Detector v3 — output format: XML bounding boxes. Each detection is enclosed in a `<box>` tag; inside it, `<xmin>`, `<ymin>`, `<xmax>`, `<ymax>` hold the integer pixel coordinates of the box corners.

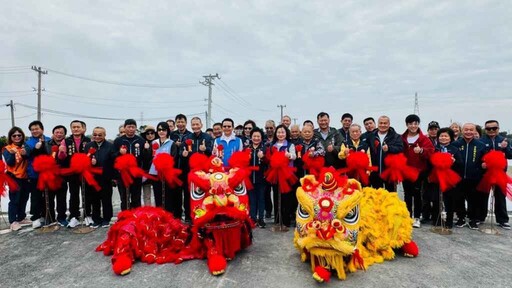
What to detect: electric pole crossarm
<box><xmin>31</xmin><ymin>66</ymin><xmax>48</xmax><ymax>121</ymax></box>
<box><xmin>200</xmin><ymin>73</ymin><xmax>220</xmax><ymax>128</ymax></box>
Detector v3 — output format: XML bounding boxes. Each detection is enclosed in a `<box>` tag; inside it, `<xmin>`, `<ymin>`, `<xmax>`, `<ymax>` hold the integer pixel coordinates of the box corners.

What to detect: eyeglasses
<box><xmin>157</xmin><ymin>128</ymin><xmax>166</xmax><ymax>131</ymax></box>
<box><xmin>12</xmin><ymin>134</ymin><xmax>22</xmax><ymax>138</ymax></box>
<box><xmin>223</xmin><ymin>125</ymin><xmax>232</xmax><ymax>128</ymax></box>
<box><xmin>146</xmin><ymin>131</ymin><xmax>155</xmax><ymax>135</ymax></box>
<box><xmin>485</xmin><ymin>127</ymin><xmax>498</xmax><ymax>131</ymax></box>
<box><xmin>244</xmin><ymin>127</ymin><xmax>252</xmax><ymax>130</ymax></box>
<box><xmin>265</xmin><ymin>127</ymin><xmax>274</xmax><ymax>130</ymax></box>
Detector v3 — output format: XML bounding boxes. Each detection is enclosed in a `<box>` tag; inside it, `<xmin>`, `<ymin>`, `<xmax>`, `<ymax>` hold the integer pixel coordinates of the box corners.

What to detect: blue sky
<box><xmin>1</xmin><ymin>0</ymin><xmax>511</xmax><ymax>137</ymax></box>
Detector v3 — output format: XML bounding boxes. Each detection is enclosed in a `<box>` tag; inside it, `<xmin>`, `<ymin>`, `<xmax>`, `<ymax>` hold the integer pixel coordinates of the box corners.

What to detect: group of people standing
<box><xmin>3</xmin><ymin>111</ymin><xmax>511</xmax><ymax>233</ymax></box>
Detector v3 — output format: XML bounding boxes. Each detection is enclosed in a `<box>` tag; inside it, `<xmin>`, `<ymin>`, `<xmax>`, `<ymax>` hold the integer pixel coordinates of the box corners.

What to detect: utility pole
<box><xmin>5</xmin><ymin>100</ymin><xmax>15</xmax><ymax>127</ymax></box>
<box><xmin>414</xmin><ymin>92</ymin><xmax>419</xmax><ymax>116</ymax></box>
<box><xmin>200</xmin><ymin>73</ymin><xmax>220</xmax><ymax>128</ymax></box>
<box><xmin>140</xmin><ymin>112</ymin><xmax>144</xmax><ymax>126</ymax></box>
<box><xmin>277</xmin><ymin>104</ymin><xmax>286</xmax><ymax>122</ymax></box>
<box><xmin>31</xmin><ymin>66</ymin><xmax>47</xmax><ymax>121</ymax></box>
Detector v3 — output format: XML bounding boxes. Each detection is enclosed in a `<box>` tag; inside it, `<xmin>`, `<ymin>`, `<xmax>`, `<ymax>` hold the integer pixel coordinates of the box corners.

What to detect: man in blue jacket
<box><xmin>24</xmin><ymin>120</ymin><xmax>51</xmax><ymax>229</ymax></box>
<box><xmin>452</xmin><ymin>123</ymin><xmax>486</xmax><ymax>230</ymax></box>
<box><xmin>213</xmin><ymin>118</ymin><xmax>243</xmax><ymax>166</ymax></box>
<box><xmin>480</xmin><ymin>120</ymin><xmax>512</xmax><ymax>229</ymax></box>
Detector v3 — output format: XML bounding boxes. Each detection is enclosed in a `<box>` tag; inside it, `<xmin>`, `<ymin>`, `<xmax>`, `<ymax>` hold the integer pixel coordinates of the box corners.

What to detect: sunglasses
<box><xmin>12</xmin><ymin>134</ymin><xmax>23</xmax><ymax>138</ymax></box>
<box><xmin>485</xmin><ymin>127</ymin><xmax>498</xmax><ymax>131</ymax></box>
<box><xmin>146</xmin><ymin>131</ymin><xmax>155</xmax><ymax>135</ymax></box>
<box><xmin>244</xmin><ymin>127</ymin><xmax>252</xmax><ymax>130</ymax></box>
<box><xmin>157</xmin><ymin>128</ymin><xmax>166</xmax><ymax>132</ymax></box>
<box><xmin>223</xmin><ymin>125</ymin><xmax>232</xmax><ymax>128</ymax></box>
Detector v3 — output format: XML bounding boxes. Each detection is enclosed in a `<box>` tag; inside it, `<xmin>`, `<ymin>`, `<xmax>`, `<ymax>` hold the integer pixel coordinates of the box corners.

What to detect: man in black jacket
<box><xmin>452</xmin><ymin>123</ymin><xmax>486</xmax><ymax>230</ymax></box>
<box><xmin>86</xmin><ymin>127</ymin><xmax>115</xmax><ymax>227</ymax></box>
<box><xmin>113</xmin><ymin>119</ymin><xmax>151</xmax><ymax>210</ymax></box>
<box><xmin>367</xmin><ymin>116</ymin><xmax>404</xmax><ymax>191</ymax></box>
<box><xmin>63</xmin><ymin>120</ymin><xmax>91</xmax><ymax>228</ymax></box>
<box><xmin>314</xmin><ymin>112</ymin><xmax>344</xmax><ymax>168</ymax></box>
<box><xmin>170</xmin><ymin>114</ymin><xmax>192</xmax><ymax>221</ymax></box>
<box><xmin>480</xmin><ymin>120</ymin><xmax>512</xmax><ymax>229</ymax></box>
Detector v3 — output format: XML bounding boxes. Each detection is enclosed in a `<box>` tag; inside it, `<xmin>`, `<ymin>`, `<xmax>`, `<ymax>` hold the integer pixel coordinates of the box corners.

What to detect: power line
<box><xmin>44</xmin><ymin>90</ymin><xmax>203</xmax><ymax>104</ymax></box>
<box><xmin>0</xmin><ymin>90</ymin><xmax>34</xmax><ymax>94</ymax></box>
<box><xmin>44</xmin><ymin>68</ymin><xmax>199</xmax><ymax>89</ymax></box>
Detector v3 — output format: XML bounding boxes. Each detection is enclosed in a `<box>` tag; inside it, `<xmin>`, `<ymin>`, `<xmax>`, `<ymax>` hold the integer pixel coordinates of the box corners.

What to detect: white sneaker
<box><xmin>32</xmin><ymin>218</ymin><xmax>42</xmax><ymax>229</ymax></box>
<box><xmin>67</xmin><ymin>217</ymin><xmax>80</xmax><ymax>228</ymax></box>
<box><xmin>413</xmin><ymin>218</ymin><xmax>421</xmax><ymax>228</ymax></box>
<box><xmin>10</xmin><ymin>221</ymin><xmax>22</xmax><ymax>231</ymax></box>
<box><xmin>85</xmin><ymin>216</ymin><xmax>93</xmax><ymax>226</ymax></box>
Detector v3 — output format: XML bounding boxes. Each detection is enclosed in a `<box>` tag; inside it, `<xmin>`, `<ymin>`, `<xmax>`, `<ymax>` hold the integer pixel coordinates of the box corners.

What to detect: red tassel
<box><xmin>60</xmin><ymin>153</ymin><xmax>103</xmax><ymax>191</ymax></box>
<box><xmin>189</xmin><ymin>153</ymin><xmax>211</xmax><ymax>172</ymax></box>
<box><xmin>302</xmin><ymin>151</ymin><xmax>325</xmax><ymax>178</ymax></box>
<box><xmin>429</xmin><ymin>152</ymin><xmax>461</xmax><ymax>192</ymax></box>
<box><xmin>380</xmin><ymin>153</ymin><xmax>419</xmax><ymax>183</ymax></box>
<box><xmin>477</xmin><ymin>151</ymin><xmax>512</xmax><ymax>200</ymax></box>
<box><xmin>338</xmin><ymin>151</ymin><xmax>377</xmax><ymax>185</ymax></box>
<box><xmin>33</xmin><ymin>155</ymin><xmax>63</xmax><ymax>191</ymax></box>
<box><xmin>114</xmin><ymin>154</ymin><xmax>157</xmax><ymax>188</ymax></box>
<box><xmin>352</xmin><ymin>248</ymin><xmax>365</xmax><ymax>270</ymax></box>
<box><xmin>0</xmin><ymin>161</ymin><xmax>19</xmax><ymax>196</ymax></box>
<box><xmin>153</xmin><ymin>153</ymin><xmax>183</xmax><ymax>188</ymax></box>
<box><xmin>264</xmin><ymin>151</ymin><xmax>297</xmax><ymax>193</ymax></box>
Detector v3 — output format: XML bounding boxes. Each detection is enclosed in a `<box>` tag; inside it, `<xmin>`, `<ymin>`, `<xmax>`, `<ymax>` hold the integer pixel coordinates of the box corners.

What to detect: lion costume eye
<box><xmin>344</xmin><ymin>205</ymin><xmax>359</xmax><ymax>225</ymax></box>
<box><xmin>234</xmin><ymin>184</ymin><xmax>246</xmax><ymax>196</ymax></box>
<box><xmin>191</xmin><ymin>184</ymin><xmax>205</xmax><ymax>200</ymax></box>
<box><xmin>298</xmin><ymin>205</ymin><xmax>309</xmax><ymax>219</ymax></box>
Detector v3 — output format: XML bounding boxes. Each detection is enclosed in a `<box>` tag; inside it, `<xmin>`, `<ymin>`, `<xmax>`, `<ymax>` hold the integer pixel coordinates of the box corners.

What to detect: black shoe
<box><xmin>265</xmin><ymin>212</ymin><xmax>271</xmax><ymax>219</ymax></box>
<box><xmin>468</xmin><ymin>221</ymin><xmax>478</xmax><ymax>230</ymax></box>
<box><xmin>91</xmin><ymin>222</ymin><xmax>101</xmax><ymax>229</ymax></box>
<box><xmin>257</xmin><ymin>219</ymin><xmax>266</xmax><ymax>228</ymax></box>
<box><xmin>420</xmin><ymin>218</ymin><xmax>430</xmax><ymax>224</ymax></box>
<box><xmin>498</xmin><ymin>223</ymin><xmax>511</xmax><ymax>230</ymax></box>
<box><xmin>101</xmin><ymin>221</ymin><xmax>111</xmax><ymax>228</ymax></box>
<box><xmin>455</xmin><ymin>219</ymin><xmax>467</xmax><ymax>228</ymax></box>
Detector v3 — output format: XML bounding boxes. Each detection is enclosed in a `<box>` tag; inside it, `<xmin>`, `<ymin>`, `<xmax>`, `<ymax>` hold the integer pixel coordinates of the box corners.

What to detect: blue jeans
<box><xmin>249</xmin><ymin>182</ymin><xmax>265</xmax><ymax>221</ymax></box>
<box><xmin>8</xmin><ymin>178</ymin><xmax>30</xmax><ymax>223</ymax></box>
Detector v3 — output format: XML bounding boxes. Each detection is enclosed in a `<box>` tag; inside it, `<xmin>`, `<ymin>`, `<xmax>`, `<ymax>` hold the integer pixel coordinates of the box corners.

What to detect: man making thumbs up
<box><xmin>480</xmin><ymin>120</ymin><xmax>512</xmax><ymax>229</ymax></box>
<box><xmin>401</xmin><ymin>114</ymin><xmax>434</xmax><ymax>228</ymax></box>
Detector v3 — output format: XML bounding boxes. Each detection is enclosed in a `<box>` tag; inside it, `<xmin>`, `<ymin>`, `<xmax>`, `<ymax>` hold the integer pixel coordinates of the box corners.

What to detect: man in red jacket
<box><xmin>401</xmin><ymin>114</ymin><xmax>434</xmax><ymax>228</ymax></box>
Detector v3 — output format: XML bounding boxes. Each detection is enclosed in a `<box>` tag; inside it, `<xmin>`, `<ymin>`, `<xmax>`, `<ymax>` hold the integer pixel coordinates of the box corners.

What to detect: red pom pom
<box><xmin>33</xmin><ymin>155</ymin><xmax>63</xmax><ymax>191</ymax></box>
<box><xmin>429</xmin><ymin>152</ymin><xmax>461</xmax><ymax>192</ymax></box>
<box><xmin>302</xmin><ymin>151</ymin><xmax>325</xmax><ymax>178</ymax></box>
<box><xmin>115</xmin><ymin>154</ymin><xmax>157</xmax><ymax>187</ymax></box>
<box><xmin>402</xmin><ymin>241</ymin><xmax>419</xmax><ymax>257</ymax></box>
<box><xmin>153</xmin><ymin>153</ymin><xmax>182</xmax><ymax>188</ymax></box>
<box><xmin>264</xmin><ymin>151</ymin><xmax>297</xmax><ymax>193</ymax></box>
<box><xmin>112</xmin><ymin>254</ymin><xmax>132</xmax><ymax>276</ymax></box>
<box><xmin>477</xmin><ymin>151</ymin><xmax>512</xmax><ymax>200</ymax></box>
<box><xmin>0</xmin><ymin>161</ymin><xmax>18</xmax><ymax>196</ymax></box>
<box><xmin>380</xmin><ymin>153</ymin><xmax>419</xmax><ymax>184</ymax></box>
<box><xmin>60</xmin><ymin>153</ymin><xmax>102</xmax><ymax>191</ymax></box>
<box><xmin>313</xmin><ymin>266</ymin><xmax>331</xmax><ymax>283</ymax></box>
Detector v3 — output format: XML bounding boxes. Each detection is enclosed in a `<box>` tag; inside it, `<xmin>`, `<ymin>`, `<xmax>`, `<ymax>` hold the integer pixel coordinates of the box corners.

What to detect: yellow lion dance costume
<box><xmin>294</xmin><ymin>168</ymin><xmax>419</xmax><ymax>282</ymax></box>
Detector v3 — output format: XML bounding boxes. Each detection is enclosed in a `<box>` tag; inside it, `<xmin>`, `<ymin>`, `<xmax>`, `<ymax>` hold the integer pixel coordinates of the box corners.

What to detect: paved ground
<box><xmin>1</xmin><ymin>186</ymin><xmax>512</xmax><ymax>288</ymax></box>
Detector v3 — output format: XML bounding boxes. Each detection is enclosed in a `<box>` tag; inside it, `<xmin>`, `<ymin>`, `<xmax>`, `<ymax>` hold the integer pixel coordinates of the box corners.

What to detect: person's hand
<box><xmin>182</xmin><ymin>150</ymin><xmax>189</xmax><ymax>157</ymax></box>
<box><xmin>327</xmin><ymin>144</ymin><xmax>334</xmax><ymax>153</ymax></box>
<box><xmin>8</xmin><ymin>148</ymin><xmax>16</xmax><ymax>154</ymax></box>
<box><xmin>309</xmin><ymin>147</ymin><xmax>315</xmax><ymax>152</ymax></box>
<box><xmin>176</xmin><ymin>140</ymin><xmax>181</xmax><ymax>147</ymax></box>
<box><xmin>482</xmin><ymin>162</ymin><xmax>487</xmax><ymax>169</ymax></box>
<box><xmin>144</xmin><ymin>141</ymin><xmax>150</xmax><ymax>149</ymax></box>
<box><xmin>382</xmin><ymin>143</ymin><xmax>389</xmax><ymax>152</ymax></box>
<box><xmin>285</xmin><ymin>152</ymin><xmax>291</xmax><ymax>158</ymax></box>
<box><xmin>451</xmin><ymin>155</ymin><xmax>455</xmax><ymax>163</ymax></box>
<box><xmin>199</xmin><ymin>140</ymin><xmax>206</xmax><ymax>152</ymax></box>
<box><xmin>91</xmin><ymin>157</ymin><xmax>97</xmax><ymax>165</ymax></box>
<box><xmin>59</xmin><ymin>145</ymin><xmax>66</xmax><ymax>153</ymax></box>
<box><xmin>120</xmin><ymin>146</ymin><xmax>127</xmax><ymax>155</ymax></box>
<box><xmin>413</xmin><ymin>144</ymin><xmax>422</xmax><ymax>154</ymax></box>
<box><xmin>20</xmin><ymin>145</ymin><xmax>26</xmax><ymax>156</ymax></box>
<box><xmin>257</xmin><ymin>150</ymin><xmax>264</xmax><ymax>159</ymax></box>
<box><xmin>35</xmin><ymin>138</ymin><xmax>42</xmax><ymax>149</ymax></box>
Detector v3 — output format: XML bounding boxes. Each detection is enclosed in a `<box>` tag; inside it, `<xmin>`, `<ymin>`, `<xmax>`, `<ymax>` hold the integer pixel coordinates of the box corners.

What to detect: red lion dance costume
<box><xmin>97</xmin><ymin>152</ymin><xmax>253</xmax><ymax>276</ymax></box>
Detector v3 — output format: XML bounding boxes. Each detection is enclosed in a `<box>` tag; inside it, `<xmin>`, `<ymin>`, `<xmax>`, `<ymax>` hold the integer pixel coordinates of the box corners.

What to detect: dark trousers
<box><xmin>458</xmin><ymin>179</ymin><xmax>481</xmax><ymax>222</ymax></box>
<box><xmin>422</xmin><ymin>180</ymin><xmax>438</xmax><ymax>221</ymax></box>
<box><xmin>369</xmin><ymin>172</ymin><xmax>396</xmax><ymax>192</ymax></box>
<box><xmin>28</xmin><ymin>179</ymin><xmax>43</xmax><ymax>221</ymax></box>
<box><xmin>153</xmin><ymin>180</ymin><xmax>175</xmax><ymax>214</ymax></box>
<box><xmin>41</xmin><ymin>189</ymin><xmax>57</xmax><ymax>223</ymax></box>
<box><xmin>54</xmin><ymin>182</ymin><xmax>68</xmax><ymax>221</ymax></box>
<box><xmin>118</xmin><ymin>178</ymin><xmax>142</xmax><ymax>210</ymax></box>
<box><xmin>403</xmin><ymin>172</ymin><xmax>426</xmax><ymax>219</ymax></box>
<box><xmin>443</xmin><ymin>185</ymin><xmax>459</xmax><ymax>226</ymax></box>
<box><xmin>249</xmin><ymin>182</ymin><xmax>266</xmax><ymax>221</ymax></box>
<box><xmin>67</xmin><ymin>176</ymin><xmax>84</xmax><ymax>219</ymax></box>
<box><xmin>480</xmin><ymin>186</ymin><xmax>509</xmax><ymax>224</ymax></box>
<box><xmin>272</xmin><ymin>184</ymin><xmax>292</xmax><ymax>226</ymax></box>
<box><xmin>264</xmin><ymin>182</ymin><xmax>273</xmax><ymax>215</ymax></box>
<box><xmin>87</xmin><ymin>178</ymin><xmax>113</xmax><ymax>223</ymax></box>
<box><xmin>179</xmin><ymin>172</ymin><xmax>191</xmax><ymax>221</ymax></box>
<box><xmin>8</xmin><ymin>178</ymin><xmax>30</xmax><ymax>223</ymax></box>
